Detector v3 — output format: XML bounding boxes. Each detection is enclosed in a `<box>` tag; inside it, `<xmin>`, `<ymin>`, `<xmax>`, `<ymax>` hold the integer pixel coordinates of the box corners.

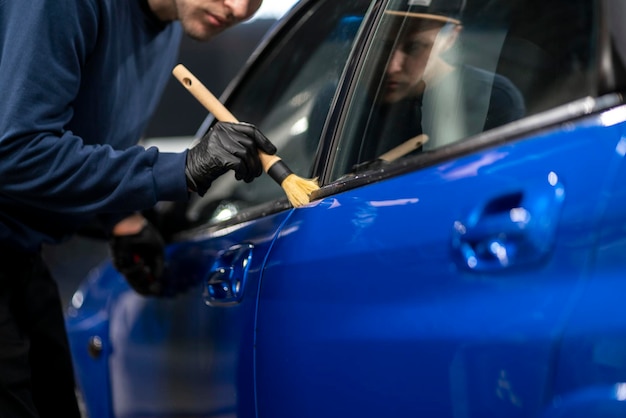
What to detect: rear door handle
<box><xmin>452</xmin><ymin>173</ymin><xmax>564</xmax><ymax>272</ymax></box>
<box><xmin>203</xmin><ymin>244</ymin><xmax>253</xmax><ymax>306</ymax></box>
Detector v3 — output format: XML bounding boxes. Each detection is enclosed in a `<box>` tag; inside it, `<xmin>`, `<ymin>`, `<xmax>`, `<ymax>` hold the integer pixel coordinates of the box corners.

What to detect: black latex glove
<box><xmin>185</xmin><ymin>121</ymin><xmax>277</xmax><ymax>196</ymax></box>
<box><xmin>109</xmin><ymin>221</ymin><xmax>166</xmax><ymax>296</ymax></box>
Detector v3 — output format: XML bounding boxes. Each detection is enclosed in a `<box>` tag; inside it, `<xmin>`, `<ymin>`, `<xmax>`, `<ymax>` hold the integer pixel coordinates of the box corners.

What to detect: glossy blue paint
<box><xmin>548</xmin><ymin>117</ymin><xmax>626</xmax><ymax>417</ymax></box>
<box><xmin>254</xmin><ymin>114</ymin><xmax>626</xmax><ymax>418</ymax></box>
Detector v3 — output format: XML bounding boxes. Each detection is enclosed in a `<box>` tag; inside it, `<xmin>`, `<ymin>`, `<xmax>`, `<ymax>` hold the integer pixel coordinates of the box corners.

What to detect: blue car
<box><xmin>66</xmin><ymin>0</ymin><xmax>626</xmax><ymax>417</ymax></box>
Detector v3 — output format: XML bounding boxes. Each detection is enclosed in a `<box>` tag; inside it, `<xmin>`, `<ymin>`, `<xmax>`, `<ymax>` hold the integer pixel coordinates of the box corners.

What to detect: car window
<box><xmin>329</xmin><ymin>0</ymin><xmax>597</xmax><ymax>181</ymax></box>
<box><xmin>185</xmin><ymin>0</ymin><xmax>371</xmax><ymax>226</ymax></box>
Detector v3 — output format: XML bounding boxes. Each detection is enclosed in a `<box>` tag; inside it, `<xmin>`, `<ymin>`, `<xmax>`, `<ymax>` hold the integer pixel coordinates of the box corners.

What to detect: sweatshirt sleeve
<box><xmin>0</xmin><ymin>0</ymin><xmax>189</xmax><ymax>218</ymax></box>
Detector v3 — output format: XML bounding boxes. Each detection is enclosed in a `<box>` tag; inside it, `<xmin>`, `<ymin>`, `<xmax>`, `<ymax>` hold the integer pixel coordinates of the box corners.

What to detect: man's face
<box><xmin>381</xmin><ymin>20</ymin><xmax>457</xmax><ymax>104</ymax></box>
<box><xmin>174</xmin><ymin>0</ymin><xmax>263</xmax><ymax>41</ymax></box>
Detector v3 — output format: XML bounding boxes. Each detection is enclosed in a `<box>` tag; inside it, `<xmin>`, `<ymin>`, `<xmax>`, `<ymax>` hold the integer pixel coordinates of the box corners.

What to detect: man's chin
<box><xmin>183</xmin><ymin>23</ymin><xmax>225</xmax><ymax>42</ymax></box>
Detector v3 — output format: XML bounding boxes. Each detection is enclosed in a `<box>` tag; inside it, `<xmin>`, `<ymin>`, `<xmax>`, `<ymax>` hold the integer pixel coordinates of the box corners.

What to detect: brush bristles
<box><xmin>281</xmin><ymin>174</ymin><xmax>319</xmax><ymax>207</ymax></box>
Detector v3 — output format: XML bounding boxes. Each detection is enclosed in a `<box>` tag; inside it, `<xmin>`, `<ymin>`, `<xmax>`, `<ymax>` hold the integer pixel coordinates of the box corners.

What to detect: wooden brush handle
<box><xmin>172</xmin><ymin>64</ymin><xmax>280</xmax><ymax>171</ymax></box>
<box><xmin>377</xmin><ymin>134</ymin><xmax>428</xmax><ymax>162</ymax></box>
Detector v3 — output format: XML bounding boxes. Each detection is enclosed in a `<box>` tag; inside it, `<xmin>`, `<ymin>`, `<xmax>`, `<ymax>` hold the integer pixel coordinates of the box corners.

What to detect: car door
<box><xmin>546</xmin><ymin>4</ymin><xmax>626</xmax><ymax>417</ymax></box>
<box><xmin>254</xmin><ymin>0</ymin><xmax>626</xmax><ymax>417</ymax></box>
<box><xmin>86</xmin><ymin>1</ymin><xmax>371</xmax><ymax>417</ymax></box>
<box><xmin>546</xmin><ymin>108</ymin><xmax>626</xmax><ymax>418</ymax></box>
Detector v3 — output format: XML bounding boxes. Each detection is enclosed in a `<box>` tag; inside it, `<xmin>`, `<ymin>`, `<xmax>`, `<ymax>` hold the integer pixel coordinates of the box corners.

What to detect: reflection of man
<box><xmin>364</xmin><ymin>0</ymin><xmax>525</xmax><ymax>159</ymax></box>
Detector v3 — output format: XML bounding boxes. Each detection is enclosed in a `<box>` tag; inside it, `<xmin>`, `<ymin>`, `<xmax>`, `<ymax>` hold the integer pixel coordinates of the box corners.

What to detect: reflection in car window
<box><xmin>330</xmin><ymin>0</ymin><xmax>596</xmax><ymax>181</ymax></box>
<box><xmin>186</xmin><ymin>0</ymin><xmax>370</xmax><ymax>225</ymax></box>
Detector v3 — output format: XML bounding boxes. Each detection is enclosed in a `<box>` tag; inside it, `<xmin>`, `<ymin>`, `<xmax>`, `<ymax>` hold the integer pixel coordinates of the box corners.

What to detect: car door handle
<box><xmin>451</xmin><ymin>174</ymin><xmax>564</xmax><ymax>272</ymax></box>
<box><xmin>203</xmin><ymin>244</ymin><xmax>253</xmax><ymax>306</ymax></box>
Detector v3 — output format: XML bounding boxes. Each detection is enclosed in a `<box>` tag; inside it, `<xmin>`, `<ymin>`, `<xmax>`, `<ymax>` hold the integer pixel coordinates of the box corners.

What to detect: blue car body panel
<box><xmin>254</xmin><ymin>113</ymin><xmax>626</xmax><ymax>418</ymax></box>
<box><xmin>547</xmin><ymin>112</ymin><xmax>626</xmax><ymax>417</ymax></box>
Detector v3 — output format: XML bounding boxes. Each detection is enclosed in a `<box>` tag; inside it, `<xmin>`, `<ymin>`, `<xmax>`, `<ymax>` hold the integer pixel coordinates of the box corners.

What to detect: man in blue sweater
<box><xmin>0</xmin><ymin>0</ymin><xmax>271</xmax><ymax>416</ymax></box>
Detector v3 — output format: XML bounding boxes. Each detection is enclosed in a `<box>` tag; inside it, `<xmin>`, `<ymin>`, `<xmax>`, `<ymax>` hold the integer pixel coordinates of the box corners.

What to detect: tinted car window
<box><xmin>186</xmin><ymin>0</ymin><xmax>370</xmax><ymax>225</ymax></box>
<box><xmin>330</xmin><ymin>0</ymin><xmax>597</xmax><ymax>181</ymax></box>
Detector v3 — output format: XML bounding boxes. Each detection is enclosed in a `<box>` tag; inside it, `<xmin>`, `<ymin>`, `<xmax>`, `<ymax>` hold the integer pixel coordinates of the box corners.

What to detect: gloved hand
<box><xmin>109</xmin><ymin>220</ymin><xmax>167</xmax><ymax>296</ymax></box>
<box><xmin>185</xmin><ymin>121</ymin><xmax>277</xmax><ymax>196</ymax></box>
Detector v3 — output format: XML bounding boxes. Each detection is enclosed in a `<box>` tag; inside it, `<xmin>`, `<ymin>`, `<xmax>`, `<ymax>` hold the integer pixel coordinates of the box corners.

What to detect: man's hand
<box><xmin>109</xmin><ymin>214</ymin><xmax>166</xmax><ymax>296</ymax></box>
<box><xmin>185</xmin><ymin>121</ymin><xmax>277</xmax><ymax>196</ymax></box>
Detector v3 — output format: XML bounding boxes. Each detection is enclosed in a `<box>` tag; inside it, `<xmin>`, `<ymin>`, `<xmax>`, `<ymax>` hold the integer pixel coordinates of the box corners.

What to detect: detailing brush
<box><xmin>172</xmin><ymin>64</ymin><xmax>319</xmax><ymax>208</ymax></box>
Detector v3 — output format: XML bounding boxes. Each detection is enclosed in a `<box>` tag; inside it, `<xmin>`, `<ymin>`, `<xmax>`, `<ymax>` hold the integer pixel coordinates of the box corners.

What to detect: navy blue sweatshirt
<box><xmin>0</xmin><ymin>0</ymin><xmax>188</xmax><ymax>251</ymax></box>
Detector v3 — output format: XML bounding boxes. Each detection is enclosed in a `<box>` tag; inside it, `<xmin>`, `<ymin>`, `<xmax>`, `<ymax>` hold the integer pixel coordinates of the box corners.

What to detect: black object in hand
<box><xmin>109</xmin><ymin>221</ymin><xmax>166</xmax><ymax>296</ymax></box>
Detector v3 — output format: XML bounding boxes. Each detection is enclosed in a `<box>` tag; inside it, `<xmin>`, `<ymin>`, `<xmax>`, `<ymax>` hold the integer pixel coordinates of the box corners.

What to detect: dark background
<box><xmin>144</xmin><ymin>18</ymin><xmax>277</xmax><ymax>138</ymax></box>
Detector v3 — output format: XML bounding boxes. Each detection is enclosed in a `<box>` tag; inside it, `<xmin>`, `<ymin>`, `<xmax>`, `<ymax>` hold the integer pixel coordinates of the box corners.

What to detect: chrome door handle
<box><xmin>452</xmin><ymin>174</ymin><xmax>564</xmax><ymax>271</ymax></box>
<box><xmin>203</xmin><ymin>244</ymin><xmax>253</xmax><ymax>306</ymax></box>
